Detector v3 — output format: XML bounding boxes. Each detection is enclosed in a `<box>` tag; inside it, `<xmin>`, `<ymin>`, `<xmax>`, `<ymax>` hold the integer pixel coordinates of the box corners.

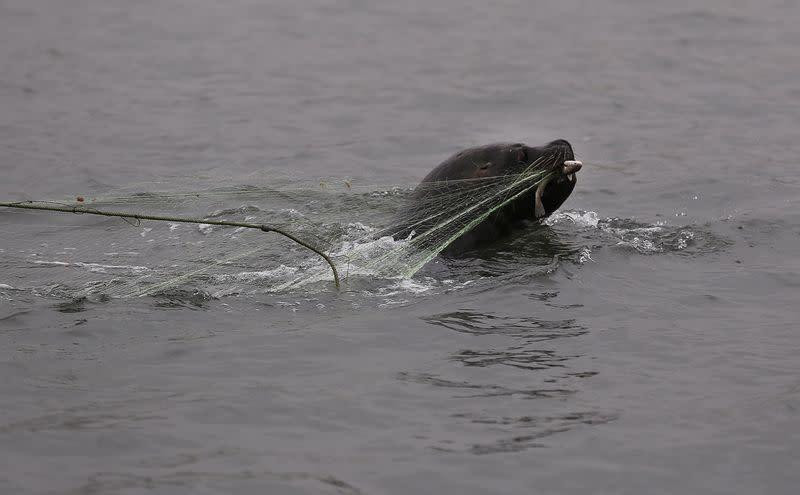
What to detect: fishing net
<box><xmin>0</xmin><ymin>159</ymin><xmax>558</xmax><ymax>298</ymax></box>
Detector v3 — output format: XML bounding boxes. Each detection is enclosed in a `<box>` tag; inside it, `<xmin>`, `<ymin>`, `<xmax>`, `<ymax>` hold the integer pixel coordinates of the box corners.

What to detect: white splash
<box><xmin>578</xmin><ymin>246</ymin><xmax>594</xmax><ymax>263</ymax></box>
<box><xmin>545</xmin><ymin>210</ymin><xmax>600</xmax><ymax>228</ymax></box>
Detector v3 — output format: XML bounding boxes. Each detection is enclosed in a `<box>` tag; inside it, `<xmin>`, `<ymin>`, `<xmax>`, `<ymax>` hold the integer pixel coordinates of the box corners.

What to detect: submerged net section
<box><xmin>0</xmin><ymin>162</ymin><xmax>557</xmax><ymax>297</ymax></box>
<box><xmin>0</xmin><ymin>200</ymin><xmax>342</xmax><ymax>287</ymax></box>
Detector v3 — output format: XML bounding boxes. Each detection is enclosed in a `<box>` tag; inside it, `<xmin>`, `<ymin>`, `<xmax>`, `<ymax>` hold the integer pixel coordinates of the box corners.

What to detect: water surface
<box><xmin>1</xmin><ymin>1</ymin><xmax>799</xmax><ymax>493</ymax></box>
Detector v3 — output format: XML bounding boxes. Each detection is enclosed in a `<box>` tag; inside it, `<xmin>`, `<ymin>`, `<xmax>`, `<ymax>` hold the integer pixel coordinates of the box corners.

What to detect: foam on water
<box><xmin>545</xmin><ymin>210</ymin><xmax>601</xmax><ymax>228</ymax></box>
<box><xmin>267</xmin><ymin>233</ymin><xmax>413</xmax><ymax>293</ymax></box>
<box><xmin>547</xmin><ymin>210</ymin><xmax>705</xmax><ymax>255</ymax></box>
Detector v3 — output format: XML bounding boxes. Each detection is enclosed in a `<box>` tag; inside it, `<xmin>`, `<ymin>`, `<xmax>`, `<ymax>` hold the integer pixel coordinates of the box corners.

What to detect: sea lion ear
<box><xmin>513</xmin><ymin>147</ymin><xmax>527</xmax><ymax>164</ymax></box>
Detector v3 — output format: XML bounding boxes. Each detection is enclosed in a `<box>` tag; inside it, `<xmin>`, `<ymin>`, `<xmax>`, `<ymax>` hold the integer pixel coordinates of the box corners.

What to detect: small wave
<box><xmin>369</xmin><ymin>187</ymin><xmax>413</xmax><ymax>198</ymax></box>
<box><xmin>334</xmin><ymin>235</ymin><xmax>403</xmax><ymax>262</ymax></box>
<box><xmin>152</xmin><ymin>288</ymin><xmax>215</xmax><ymax>308</ymax></box>
<box><xmin>376</xmin><ymin>278</ymin><xmax>436</xmax><ymax>297</ymax></box>
<box><xmin>33</xmin><ymin>260</ymin><xmax>150</xmax><ymax>274</ymax></box>
<box><xmin>547</xmin><ymin>210</ymin><xmax>709</xmax><ymax>255</ymax></box>
<box><xmin>344</xmin><ymin>222</ymin><xmax>377</xmax><ymax>236</ymax></box>
<box><xmin>218</xmin><ymin>264</ymin><xmax>299</xmax><ymax>284</ymax></box>
<box><xmin>206</xmin><ymin>204</ymin><xmax>265</xmax><ymax>218</ymax></box>
<box><xmin>545</xmin><ymin>210</ymin><xmax>600</xmax><ymax>228</ymax></box>
<box><xmin>577</xmin><ymin>246</ymin><xmax>594</xmax><ymax>263</ymax></box>
<box><xmin>279</xmin><ymin>208</ymin><xmax>306</xmax><ymax>217</ymax></box>
<box><xmin>603</xmin><ymin>219</ymin><xmax>697</xmax><ymax>254</ymax></box>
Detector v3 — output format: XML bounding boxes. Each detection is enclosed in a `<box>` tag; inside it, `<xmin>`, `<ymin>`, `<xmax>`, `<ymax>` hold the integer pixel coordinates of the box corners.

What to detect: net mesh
<box><xmin>0</xmin><ymin>158</ymin><xmax>558</xmax><ymax>297</ymax></box>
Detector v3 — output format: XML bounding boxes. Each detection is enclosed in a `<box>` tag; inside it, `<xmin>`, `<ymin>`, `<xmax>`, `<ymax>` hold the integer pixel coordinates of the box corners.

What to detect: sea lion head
<box><xmin>528</xmin><ymin>139</ymin><xmax>581</xmax><ymax>219</ymax></box>
<box><xmin>421</xmin><ymin>139</ymin><xmax>581</xmax><ymax>220</ymax></box>
<box><xmin>396</xmin><ymin>139</ymin><xmax>581</xmax><ymax>254</ymax></box>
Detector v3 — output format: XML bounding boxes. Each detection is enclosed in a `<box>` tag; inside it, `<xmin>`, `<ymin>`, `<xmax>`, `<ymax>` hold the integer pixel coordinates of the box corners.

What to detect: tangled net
<box><xmin>343</xmin><ymin>160</ymin><xmax>556</xmax><ymax>279</ymax></box>
<box><xmin>0</xmin><ymin>156</ymin><xmax>560</xmax><ymax>297</ymax></box>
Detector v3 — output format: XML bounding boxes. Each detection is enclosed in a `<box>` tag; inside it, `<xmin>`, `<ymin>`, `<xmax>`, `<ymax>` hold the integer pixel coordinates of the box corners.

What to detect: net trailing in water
<box><xmin>0</xmin><ymin>161</ymin><xmax>557</xmax><ymax>297</ymax></box>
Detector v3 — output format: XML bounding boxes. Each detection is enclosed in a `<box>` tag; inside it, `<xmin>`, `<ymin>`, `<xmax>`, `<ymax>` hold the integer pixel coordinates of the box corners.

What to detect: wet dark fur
<box><xmin>402</xmin><ymin>139</ymin><xmax>577</xmax><ymax>253</ymax></box>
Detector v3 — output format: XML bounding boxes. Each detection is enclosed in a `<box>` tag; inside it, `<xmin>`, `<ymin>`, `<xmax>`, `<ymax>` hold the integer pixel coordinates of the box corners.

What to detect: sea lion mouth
<box><xmin>562</xmin><ymin>160</ymin><xmax>582</xmax><ymax>182</ymax></box>
<box><xmin>534</xmin><ymin>159</ymin><xmax>582</xmax><ymax>219</ymax></box>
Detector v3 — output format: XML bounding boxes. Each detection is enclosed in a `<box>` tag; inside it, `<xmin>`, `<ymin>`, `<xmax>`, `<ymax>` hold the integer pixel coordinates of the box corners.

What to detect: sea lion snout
<box><xmin>540</xmin><ymin>139</ymin><xmax>576</xmax><ymax>168</ymax></box>
<box><xmin>563</xmin><ymin>160</ymin><xmax>582</xmax><ymax>175</ymax></box>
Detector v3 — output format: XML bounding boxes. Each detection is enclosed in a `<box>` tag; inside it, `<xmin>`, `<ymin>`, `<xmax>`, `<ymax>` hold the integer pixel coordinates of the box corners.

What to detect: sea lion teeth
<box><xmin>534</xmin><ymin>176</ymin><xmax>553</xmax><ymax>219</ymax></box>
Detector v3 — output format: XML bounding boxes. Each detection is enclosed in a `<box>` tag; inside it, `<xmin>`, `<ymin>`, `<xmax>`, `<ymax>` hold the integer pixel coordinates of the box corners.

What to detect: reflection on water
<box><xmin>423</xmin><ymin>310</ymin><xmax>586</xmax><ymax>340</ymax></box>
<box><xmin>457</xmin><ymin>411</ymin><xmax>618</xmax><ymax>455</ymax></box>
<box><xmin>393</xmin><ymin>309</ymin><xmax>611</xmax><ymax>455</ymax></box>
<box><xmin>78</xmin><ymin>470</ymin><xmax>365</xmax><ymax>495</ymax></box>
<box><xmin>451</xmin><ymin>348</ymin><xmax>572</xmax><ymax>371</ymax></box>
<box><xmin>397</xmin><ymin>372</ymin><xmax>574</xmax><ymax>400</ymax></box>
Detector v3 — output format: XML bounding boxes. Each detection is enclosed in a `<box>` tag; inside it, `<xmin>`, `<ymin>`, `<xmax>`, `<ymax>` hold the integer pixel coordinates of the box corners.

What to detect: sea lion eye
<box><xmin>479</xmin><ymin>162</ymin><xmax>491</xmax><ymax>170</ymax></box>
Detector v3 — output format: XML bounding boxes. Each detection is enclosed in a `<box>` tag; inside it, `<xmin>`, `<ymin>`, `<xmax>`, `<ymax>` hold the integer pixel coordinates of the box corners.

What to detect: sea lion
<box><xmin>396</xmin><ymin>139</ymin><xmax>581</xmax><ymax>253</ymax></box>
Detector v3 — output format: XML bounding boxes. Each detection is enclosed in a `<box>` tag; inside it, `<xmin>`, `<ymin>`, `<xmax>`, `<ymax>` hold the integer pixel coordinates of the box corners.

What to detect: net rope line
<box><xmin>0</xmin><ymin>200</ymin><xmax>340</xmax><ymax>289</ymax></box>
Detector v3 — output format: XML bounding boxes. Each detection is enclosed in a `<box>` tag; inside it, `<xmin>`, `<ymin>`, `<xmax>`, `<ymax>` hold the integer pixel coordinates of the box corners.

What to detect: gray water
<box><xmin>2</xmin><ymin>0</ymin><xmax>799</xmax><ymax>493</ymax></box>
